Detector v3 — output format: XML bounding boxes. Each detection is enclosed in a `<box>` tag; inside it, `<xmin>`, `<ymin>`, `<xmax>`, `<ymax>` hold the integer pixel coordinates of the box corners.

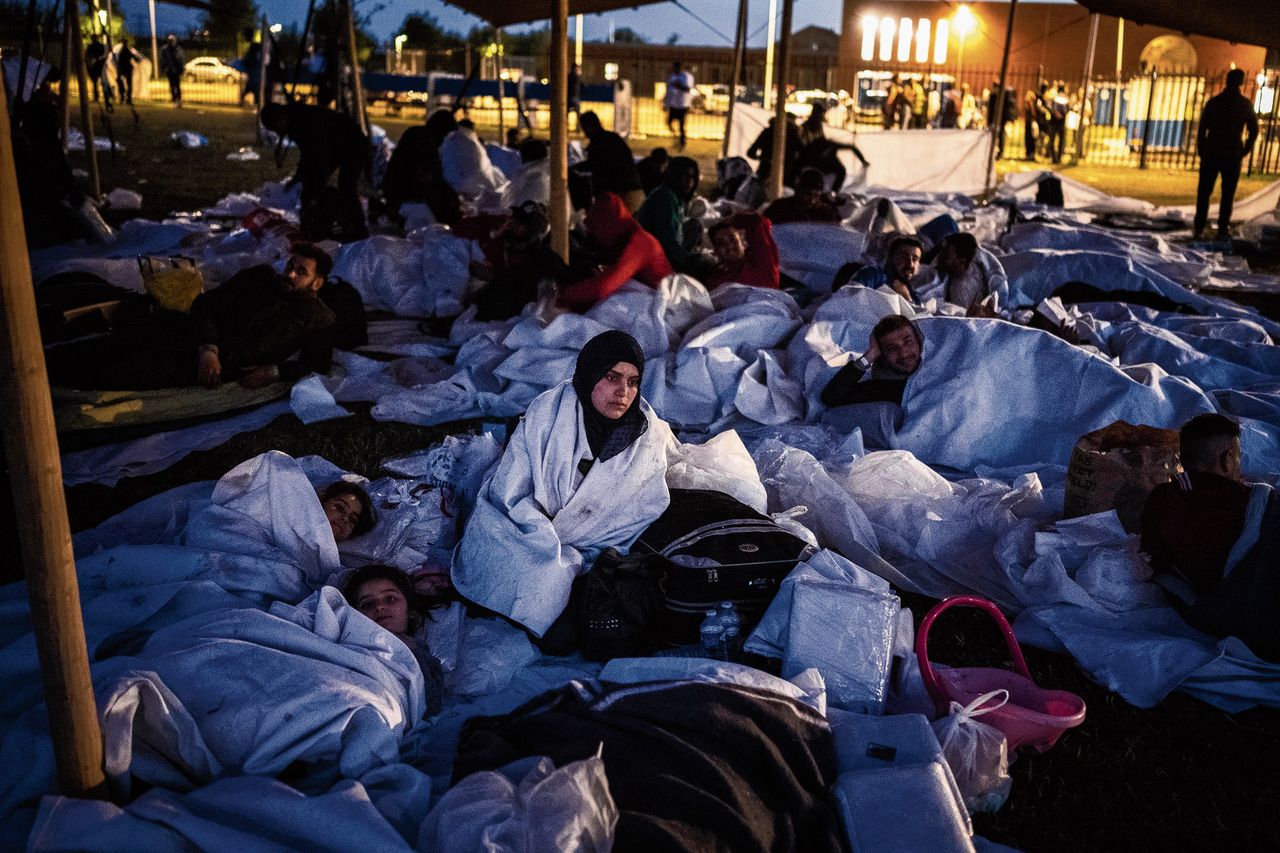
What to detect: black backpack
<box><xmin>634</xmin><ymin>488</ymin><xmax>816</xmax><ymax>646</ymax></box>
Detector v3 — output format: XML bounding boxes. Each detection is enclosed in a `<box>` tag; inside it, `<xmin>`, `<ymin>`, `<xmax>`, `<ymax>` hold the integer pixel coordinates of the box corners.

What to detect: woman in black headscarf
<box><xmin>452</xmin><ymin>330</ymin><xmax>673</xmax><ymax>641</ymax></box>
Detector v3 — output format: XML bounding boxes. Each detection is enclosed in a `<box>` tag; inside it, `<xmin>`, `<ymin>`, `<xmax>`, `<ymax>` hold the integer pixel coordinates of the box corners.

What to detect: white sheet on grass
<box><xmin>727</xmin><ymin>103</ymin><xmax>993</xmax><ymax>194</ymax></box>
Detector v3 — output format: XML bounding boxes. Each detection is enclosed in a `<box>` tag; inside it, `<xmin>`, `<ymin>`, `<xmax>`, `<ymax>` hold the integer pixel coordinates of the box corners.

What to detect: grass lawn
<box><xmin>25</xmin><ymin>98</ymin><xmax>1279</xmax><ymax>851</ymax></box>
<box><xmin>997</xmin><ymin>160</ymin><xmax>1277</xmax><ymax>209</ymax></box>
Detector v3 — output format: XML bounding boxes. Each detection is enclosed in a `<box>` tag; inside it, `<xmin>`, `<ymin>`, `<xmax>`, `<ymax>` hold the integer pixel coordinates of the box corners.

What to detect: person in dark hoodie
<box><xmin>468</xmin><ymin>200</ymin><xmax>570</xmax><ymax>320</ymax></box>
<box><xmin>261</xmin><ymin>101</ymin><xmax>369</xmax><ymax>240</ymax></box>
<box><xmin>634</xmin><ymin>156</ymin><xmax>707</xmax><ymax>274</ymax></box>
<box><xmin>558</xmin><ymin>193</ymin><xmax>673</xmax><ymax>311</ymax></box>
<box><xmin>380</xmin><ymin>109</ymin><xmax>463</xmax><ymax>226</ymax></box>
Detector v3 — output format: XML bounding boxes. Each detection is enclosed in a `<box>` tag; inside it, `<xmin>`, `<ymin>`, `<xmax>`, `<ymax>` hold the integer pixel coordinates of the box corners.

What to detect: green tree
<box><xmin>200</xmin><ymin>0</ymin><xmax>257</xmax><ymax>43</ymax></box>
<box><xmin>610</xmin><ymin>27</ymin><xmax>648</xmax><ymax>44</ymax></box>
<box><xmin>399</xmin><ymin>12</ymin><xmax>462</xmax><ymax>52</ymax></box>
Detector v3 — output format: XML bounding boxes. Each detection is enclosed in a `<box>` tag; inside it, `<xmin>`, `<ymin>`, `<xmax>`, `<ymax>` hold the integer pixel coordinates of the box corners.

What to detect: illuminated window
<box><xmin>897</xmin><ymin>18</ymin><xmax>913</xmax><ymax>63</ymax></box>
<box><xmin>878</xmin><ymin>18</ymin><xmax>895</xmax><ymax>62</ymax></box>
<box><xmin>915</xmin><ymin>19</ymin><xmax>931</xmax><ymax>63</ymax></box>
<box><xmin>604</xmin><ymin>62</ymin><xmax>619</xmax><ymax>81</ymax></box>
<box><xmin>860</xmin><ymin>16</ymin><xmax>877</xmax><ymax>61</ymax></box>
<box><xmin>934</xmin><ymin>18</ymin><xmax>949</xmax><ymax>64</ymax></box>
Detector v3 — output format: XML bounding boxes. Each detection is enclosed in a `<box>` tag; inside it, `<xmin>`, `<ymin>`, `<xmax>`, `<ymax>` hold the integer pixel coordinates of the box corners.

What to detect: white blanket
<box><xmin>453</xmin><ymin>382</ymin><xmax>675</xmax><ymax>636</ymax></box>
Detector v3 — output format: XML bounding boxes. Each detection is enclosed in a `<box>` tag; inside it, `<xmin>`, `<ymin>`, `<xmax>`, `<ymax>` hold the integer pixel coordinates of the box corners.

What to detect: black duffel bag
<box><xmin>634</xmin><ymin>488</ymin><xmax>816</xmax><ymax>646</ymax></box>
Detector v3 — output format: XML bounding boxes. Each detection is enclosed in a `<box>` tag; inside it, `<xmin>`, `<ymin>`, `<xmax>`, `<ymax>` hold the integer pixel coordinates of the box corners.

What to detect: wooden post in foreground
<box><xmin>768</xmin><ymin>0</ymin><xmax>794</xmax><ymax>200</ymax></box>
<box><xmin>720</xmin><ymin>0</ymin><xmax>749</xmax><ymax>160</ymax></box>
<box><xmin>983</xmin><ymin>0</ymin><xmax>1018</xmax><ymax>199</ymax></box>
<box><xmin>343</xmin><ymin>0</ymin><xmax>368</xmax><ymax>136</ymax></box>
<box><xmin>549</xmin><ymin>0</ymin><xmax>570</xmax><ymax>260</ymax></box>
<box><xmin>0</xmin><ymin>81</ymin><xmax>107</xmax><ymax>801</ymax></box>
<box><xmin>68</xmin><ymin>0</ymin><xmax>101</xmax><ymax>201</ymax></box>
<box><xmin>61</xmin><ymin>0</ymin><xmax>74</xmax><ymax>148</ymax></box>
<box><xmin>256</xmin><ymin>15</ymin><xmax>269</xmax><ymax>116</ymax></box>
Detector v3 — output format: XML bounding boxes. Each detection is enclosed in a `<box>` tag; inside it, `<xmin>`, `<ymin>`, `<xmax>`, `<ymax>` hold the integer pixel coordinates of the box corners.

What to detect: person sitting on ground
<box><xmin>343</xmin><ymin>564</ymin><xmax>446</xmax><ymax>715</ymax></box>
<box><xmin>380</xmin><ymin>114</ymin><xmax>463</xmax><ymax>226</ymax></box>
<box><xmin>795</xmin><ymin>103</ymin><xmax>869</xmax><ymax>191</ymax></box>
<box><xmin>574</xmin><ymin>111</ymin><xmax>644</xmax><ymax>211</ymax></box>
<box><xmin>261</xmin><ymin>101</ymin><xmax>369</xmax><ymax>241</ymax></box>
<box><xmin>821</xmin><ymin>314</ymin><xmax>923</xmax><ymax>408</ymax></box>
<box><xmin>318</xmin><ymin>480</ymin><xmax>375</xmax><ymax>544</ymax></box>
<box><xmin>557</xmin><ymin>192</ymin><xmax>673</xmax><ymax>311</ymax></box>
<box><xmin>499</xmin><ymin>138</ymin><xmax>552</xmax><ymax>210</ymax></box>
<box><xmin>850</xmin><ymin>235</ymin><xmax>924</xmax><ymax>303</ymax></box>
<box><xmin>1141</xmin><ymin>414</ymin><xmax>1279</xmax><ymax>661</ymax></box>
<box><xmin>635</xmin><ymin>156</ymin><xmax>711</xmax><ymax>275</ymax></box>
<box><xmin>637</xmin><ymin>146</ymin><xmax>670</xmax><ymax>196</ymax></box>
<box><xmin>762</xmin><ymin>167</ymin><xmax>844</xmax><ymax>225</ymax></box>
<box><xmin>705</xmin><ymin>213</ymin><xmax>780</xmax><ymax>291</ymax></box>
<box><xmin>452</xmin><ymin>331</ymin><xmax>674</xmax><ymax>651</ymax></box>
<box><xmin>918</xmin><ymin>231</ymin><xmax>1009</xmax><ymax>312</ymax></box>
<box><xmin>468</xmin><ymin>200</ymin><xmax>569</xmax><ymax>321</ymax></box>
<box><xmin>439</xmin><ymin>121</ymin><xmax>509</xmax><ymax>200</ymax></box>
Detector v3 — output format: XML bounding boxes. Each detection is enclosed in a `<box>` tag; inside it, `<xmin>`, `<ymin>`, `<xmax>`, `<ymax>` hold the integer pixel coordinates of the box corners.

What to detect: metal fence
<box><xmin>834</xmin><ymin>63</ymin><xmax>1280</xmax><ymax>175</ymax></box>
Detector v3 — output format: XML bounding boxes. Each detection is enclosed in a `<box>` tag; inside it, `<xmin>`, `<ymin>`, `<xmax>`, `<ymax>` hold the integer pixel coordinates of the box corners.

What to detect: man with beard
<box><xmin>821</xmin><ymin>314</ymin><xmax>923</xmax><ymax>408</ymax></box>
<box><xmin>851</xmin><ymin>235</ymin><xmax>924</xmax><ymax>303</ymax></box>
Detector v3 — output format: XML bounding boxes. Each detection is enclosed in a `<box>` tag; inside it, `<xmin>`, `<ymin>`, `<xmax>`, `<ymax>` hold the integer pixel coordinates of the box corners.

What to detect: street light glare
<box><xmin>269</xmin><ymin>23</ymin><xmax>282</xmax><ymax>33</ymax></box>
<box><xmin>954</xmin><ymin>5</ymin><xmax>977</xmax><ymax>38</ymax></box>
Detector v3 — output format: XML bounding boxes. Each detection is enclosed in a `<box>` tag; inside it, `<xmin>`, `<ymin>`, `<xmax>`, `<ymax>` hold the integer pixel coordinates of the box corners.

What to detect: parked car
<box><xmin>184</xmin><ymin>56</ymin><xmax>243</xmax><ymax>84</ymax></box>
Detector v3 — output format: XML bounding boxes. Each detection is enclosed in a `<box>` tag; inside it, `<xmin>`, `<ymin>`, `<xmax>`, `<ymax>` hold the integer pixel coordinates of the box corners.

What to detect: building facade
<box><xmin>835</xmin><ymin>0</ymin><xmax>1269</xmax><ymax>93</ymax></box>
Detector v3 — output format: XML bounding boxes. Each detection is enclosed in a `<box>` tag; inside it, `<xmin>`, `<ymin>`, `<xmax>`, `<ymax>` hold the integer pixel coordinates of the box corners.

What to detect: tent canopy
<box><xmin>439</xmin><ymin>0</ymin><xmax>666</xmax><ymax>28</ymax></box>
<box><xmin>1075</xmin><ymin>0</ymin><xmax>1280</xmax><ymax>52</ymax></box>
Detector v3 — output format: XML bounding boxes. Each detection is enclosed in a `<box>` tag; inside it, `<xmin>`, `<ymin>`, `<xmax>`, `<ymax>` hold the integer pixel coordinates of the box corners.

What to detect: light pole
<box><xmin>148</xmin><ymin>0</ymin><xmax>157</xmax><ymax>80</ymax></box>
<box><xmin>394</xmin><ymin>33</ymin><xmax>407</xmax><ymax>73</ymax></box>
<box><xmin>953</xmin><ymin>5</ymin><xmax>976</xmax><ymax>86</ymax></box>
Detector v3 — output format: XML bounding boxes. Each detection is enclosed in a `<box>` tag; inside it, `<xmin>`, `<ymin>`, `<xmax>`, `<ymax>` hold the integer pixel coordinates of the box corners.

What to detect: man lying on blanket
<box><xmin>1142</xmin><ymin>413</ymin><xmax>1280</xmax><ymax>661</ymax></box>
<box><xmin>46</xmin><ymin>243</ymin><xmax>356</xmax><ymax>391</ymax></box>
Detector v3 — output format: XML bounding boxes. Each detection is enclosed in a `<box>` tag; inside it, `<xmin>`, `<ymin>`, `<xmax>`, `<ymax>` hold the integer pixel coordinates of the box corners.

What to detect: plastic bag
<box><xmin>170</xmin><ymin>131</ymin><xmax>209</xmax><ymax>149</ymax></box>
<box><xmin>666</xmin><ymin>430</ymin><xmax>767</xmax><ymax>513</ymax></box>
<box><xmin>418</xmin><ymin>755</ymin><xmax>617</xmax><ymax>852</ymax></box>
<box><xmin>930</xmin><ymin>689</ymin><xmax>1013</xmax><ymax>813</ymax></box>
<box><xmin>226</xmin><ymin>146</ymin><xmax>261</xmax><ymax>162</ymax></box>
<box><xmin>769</xmin><ymin>506</ymin><xmax>819</xmax><ymax>548</ymax></box>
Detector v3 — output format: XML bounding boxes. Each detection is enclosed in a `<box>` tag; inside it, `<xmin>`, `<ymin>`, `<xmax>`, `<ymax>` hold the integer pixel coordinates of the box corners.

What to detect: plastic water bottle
<box><xmin>699</xmin><ymin>610</ymin><xmax>724</xmax><ymax>659</ymax></box>
<box><xmin>717</xmin><ymin>602</ymin><xmax>741</xmax><ymax>660</ymax></box>
<box><xmin>722</xmin><ymin>626</ymin><xmax>740</xmax><ymax>662</ymax></box>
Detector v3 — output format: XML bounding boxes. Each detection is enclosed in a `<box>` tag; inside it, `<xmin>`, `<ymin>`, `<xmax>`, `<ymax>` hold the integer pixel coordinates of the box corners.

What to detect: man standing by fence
<box><xmin>664</xmin><ymin>62</ymin><xmax>694</xmax><ymax>150</ymax></box>
<box><xmin>159</xmin><ymin>35</ymin><xmax>185</xmax><ymax>107</ymax></box>
<box><xmin>1195</xmin><ymin>69</ymin><xmax>1259</xmax><ymax>241</ymax></box>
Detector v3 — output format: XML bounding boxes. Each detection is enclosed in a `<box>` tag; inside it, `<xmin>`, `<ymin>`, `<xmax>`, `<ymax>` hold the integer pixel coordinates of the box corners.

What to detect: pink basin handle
<box><xmin>915</xmin><ymin>595</ymin><xmax>1032</xmax><ymax>706</ymax></box>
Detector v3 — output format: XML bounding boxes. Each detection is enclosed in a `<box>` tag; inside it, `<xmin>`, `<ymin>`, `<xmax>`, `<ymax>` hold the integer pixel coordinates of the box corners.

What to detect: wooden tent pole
<box><xmin>256</xmin><ymin>14</ymin><xmax>269</xmax><ymax>115</ymax></box>
<box><xmin>720</xmin><ymin>0</ymin><xmax>748</xmax><ymax>160</ymax></box>
<box><xmin>343</xmin><ymin>0</ymin><xmax>368</xmax><ymax>136</ymax></box>
<box><xmin>68</xmin><ymin>0</ymin><xmax>101</xmax><ymax>201</ymax></box>
<box><xmin>61</xmin><ymin>0</ymin><xmax>74</xmax><ymax>149</ymax></box>
<box><xmin>768</xmin><ymin>0</ymin><xmax>794</xmax><ymax>200</ymax></box>
<box><xmin>1075</xmin><ymin>12</ymin><xmax>1100</xmax><ymax>163</ymax></box>
<box><xmin>549</xmin><ymin>0</ymin><xmax>569</xmax><ymax>260</ymax></box>
<box><xmin>0</xmin><ymin>79</ymin><xmax>107</xmax><ymax>801</ymax></box>
<box><xmin>496</xmin><ymin>28</ymin><xmax>505</xmax><ymax>146</ymax></box>
<box><xmin>983</xmin><ymin>0</ymin><xmax>1018</xmax><ymax>199</ymax></box>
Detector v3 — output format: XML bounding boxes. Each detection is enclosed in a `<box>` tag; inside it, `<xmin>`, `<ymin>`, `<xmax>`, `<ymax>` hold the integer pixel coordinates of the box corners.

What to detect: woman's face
<box><xmin>323</xmin><ymin>492</ymin><xmax>364</xmax><ymax>543</ymax></box>
<box><xmin>355</xmin><ymin>578</ymin><xmax>410</xmax><ymax>636</ymax></box>
<box><xmin>590</xmin><ymin>361</ymin><xmax>641</xmax><ymax>420</ymax></box>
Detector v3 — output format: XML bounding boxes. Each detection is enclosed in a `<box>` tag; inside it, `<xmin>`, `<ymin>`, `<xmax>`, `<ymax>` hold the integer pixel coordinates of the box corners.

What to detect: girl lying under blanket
<box><xmin>452</xmin><ymin>330</ymin><xmax>675</xmax><ymax>648</ymax></box>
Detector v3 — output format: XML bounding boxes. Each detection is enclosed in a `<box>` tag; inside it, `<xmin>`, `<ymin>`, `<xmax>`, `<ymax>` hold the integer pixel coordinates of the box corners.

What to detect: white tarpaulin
<box><xmin>727</xmin><ymin>103</ymin><xmax>993</xmax><ymax>195</ymax></box>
